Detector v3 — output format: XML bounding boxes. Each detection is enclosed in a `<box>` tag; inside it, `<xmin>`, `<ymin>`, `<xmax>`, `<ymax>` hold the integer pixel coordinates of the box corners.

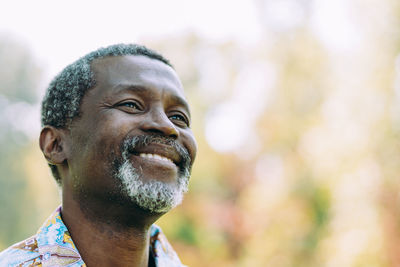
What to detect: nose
<box><xmin>140</xmin><ymin>108</ymin><xmax>179</xmax><ymax>138</ymax></box>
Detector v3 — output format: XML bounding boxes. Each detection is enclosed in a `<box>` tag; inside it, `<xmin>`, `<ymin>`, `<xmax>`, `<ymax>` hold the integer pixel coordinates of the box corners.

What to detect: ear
<box><xmin>39</xmin><ymin>126</ymin><xmax>68</xmax><ymax>165</ymax></box>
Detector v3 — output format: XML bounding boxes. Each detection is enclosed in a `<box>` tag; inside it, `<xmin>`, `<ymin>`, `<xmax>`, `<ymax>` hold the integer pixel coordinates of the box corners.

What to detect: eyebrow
<box><xmin>113</xmin><ymin>84</ymin><xmax>148</xmax><ymax>94</ymax></box>
<box><xmin>113</xmin><ymin>84</ymin><xmax>191</xmax><ymax>117</ymax></box>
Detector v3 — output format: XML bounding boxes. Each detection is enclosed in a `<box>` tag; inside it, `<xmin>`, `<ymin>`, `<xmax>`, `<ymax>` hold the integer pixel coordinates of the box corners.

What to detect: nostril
<box><xmin>169</xmin><ymin>132</ymin><xmax>178</xmax><ymax>139</ymax></box>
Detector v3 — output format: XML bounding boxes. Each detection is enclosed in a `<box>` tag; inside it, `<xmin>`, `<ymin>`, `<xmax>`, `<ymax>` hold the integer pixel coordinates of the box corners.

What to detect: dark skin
<box><xmin>39</xmin><ymin>55</ymin><xmax>197</xmax><ymax>267</ymax></box>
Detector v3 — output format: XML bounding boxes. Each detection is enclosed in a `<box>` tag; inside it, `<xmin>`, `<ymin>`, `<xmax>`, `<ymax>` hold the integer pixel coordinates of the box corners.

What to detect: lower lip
<box><xmin>132</xmin><ymin>155</ymin><xmax>178</xmax><ymax>170</ymax></box>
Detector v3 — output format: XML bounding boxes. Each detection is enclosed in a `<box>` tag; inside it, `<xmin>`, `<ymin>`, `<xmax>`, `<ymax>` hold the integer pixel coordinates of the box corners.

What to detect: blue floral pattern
<box><xmin>0</xmin><ymin>206</ymin><xmax>185</xmax><ymax>267</ymax></box>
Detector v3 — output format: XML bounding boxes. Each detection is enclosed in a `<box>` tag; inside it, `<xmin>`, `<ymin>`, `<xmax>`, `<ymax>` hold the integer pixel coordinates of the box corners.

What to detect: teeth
<box><xmin>139</xmin><ymin>153</ymin><xmax>173</xmax><ymax>163</ymax></box>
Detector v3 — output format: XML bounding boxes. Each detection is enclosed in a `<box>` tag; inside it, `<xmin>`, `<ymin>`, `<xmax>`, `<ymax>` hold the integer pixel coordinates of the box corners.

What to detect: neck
<box><xmin>61</xmin><ymin>191</ymin><xmax>163</xmax><ymax>267</ymax></box>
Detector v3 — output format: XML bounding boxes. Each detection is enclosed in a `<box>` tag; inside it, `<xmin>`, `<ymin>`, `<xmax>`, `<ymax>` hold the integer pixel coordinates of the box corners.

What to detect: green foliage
<box><xmin>3</xmin><ymin>2</ymin><xmax>400</xmax><ymax>265</ymax></box>
<box><xmin>0</xmin><ymin>35</ymin><xmax>41</xmax><ymax>103</ymax></box>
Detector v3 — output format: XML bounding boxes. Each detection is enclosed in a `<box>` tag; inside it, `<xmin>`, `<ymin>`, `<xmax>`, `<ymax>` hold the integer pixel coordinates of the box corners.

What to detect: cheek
<box><xmin>182</xmin><ymin>130</ymin><xmax>197</xmax><ymax>163</ymax></box>
<box><xmin>71</xmin><ymin>120</ymin><xmax>125</xmax><ymax>167</ymax></box>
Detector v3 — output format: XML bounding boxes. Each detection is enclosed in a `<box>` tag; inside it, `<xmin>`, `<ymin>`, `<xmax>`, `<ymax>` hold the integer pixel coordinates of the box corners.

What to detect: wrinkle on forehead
<box><xmin>91</xmin><ymin>55</ymin><xmax>185</xmax><ymax>94</ymax></box>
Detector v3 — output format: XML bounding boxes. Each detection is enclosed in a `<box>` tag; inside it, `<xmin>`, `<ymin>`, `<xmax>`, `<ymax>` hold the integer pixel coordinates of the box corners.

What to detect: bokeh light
<box><xmin>1</xmin><ymin>0</ymin><xmax>400</xmax><ymax>266</ymax></box>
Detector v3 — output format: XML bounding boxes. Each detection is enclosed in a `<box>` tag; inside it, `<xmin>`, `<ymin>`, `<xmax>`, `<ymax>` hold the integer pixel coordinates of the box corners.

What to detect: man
<box><xmin>0</xmin><ymin>44</ymin><xmax>197</xmax><ymax>266</ymax></box>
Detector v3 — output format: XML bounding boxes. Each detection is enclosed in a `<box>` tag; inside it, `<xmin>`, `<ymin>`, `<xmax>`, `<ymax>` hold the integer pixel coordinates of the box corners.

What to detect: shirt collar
<box><xmin>36</xmin><ymin>206</ymin><xmax>185</xmax><ymax>267</ymax></box>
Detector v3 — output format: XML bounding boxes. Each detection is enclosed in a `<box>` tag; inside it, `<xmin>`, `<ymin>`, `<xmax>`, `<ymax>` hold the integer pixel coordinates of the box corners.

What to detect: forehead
<box><xmin>90</xmin><ymin>55</ymin><xmax>186</xmax><ymax>99</ymax></box>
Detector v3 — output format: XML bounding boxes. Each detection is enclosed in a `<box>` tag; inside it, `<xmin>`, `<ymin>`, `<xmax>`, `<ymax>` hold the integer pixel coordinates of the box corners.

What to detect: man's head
<box><xmin>41</xmin><ymin>44</ymin><xmax>172</xmax><ymax>183</ymax></box>
<box><xmin>39</xmin><ymin>44</ymin><xmax>197</xmax><ymax>214</ymax></box>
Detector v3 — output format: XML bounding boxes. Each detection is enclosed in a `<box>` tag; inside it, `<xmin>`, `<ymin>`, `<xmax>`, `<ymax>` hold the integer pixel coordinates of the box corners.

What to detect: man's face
<box><xmin>65</xmin><ymin>55</ymin><xmax>197</xmax><ymax>213</ymax></box>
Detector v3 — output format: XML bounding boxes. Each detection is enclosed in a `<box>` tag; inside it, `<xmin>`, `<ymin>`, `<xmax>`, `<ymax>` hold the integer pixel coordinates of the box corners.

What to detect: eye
<box><xmin>116</xmin><ymin>101</ymin><xmax>143</xmax><ymax>113</ymax></box>
<box><xmin>169</xmin><ymin>113</ymin><xmax>190</xmax><ymax>127</ymax></box>
<box><xmin>121</xmin><ymin>102</ymin><xmax>139</xmax><ymax>109</ymax></box>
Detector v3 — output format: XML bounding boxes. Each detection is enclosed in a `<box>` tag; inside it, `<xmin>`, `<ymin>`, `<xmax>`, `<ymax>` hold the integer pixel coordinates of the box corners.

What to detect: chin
<box><xmin>116</xmin><ymin>159</ymin><xmax>189</xmax><ymax>213</ymax></box>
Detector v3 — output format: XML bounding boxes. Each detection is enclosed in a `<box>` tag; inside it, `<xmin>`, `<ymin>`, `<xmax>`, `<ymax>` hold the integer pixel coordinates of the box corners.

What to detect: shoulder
<box><xmin>0</xmin><ymin>235</ymin><xmax>41</xmax><ymax>267</ymax></box>
<box><xmin>150</xmin><ymin>224</ymin><xmax>187</xmax><ymax>267</ymax></box>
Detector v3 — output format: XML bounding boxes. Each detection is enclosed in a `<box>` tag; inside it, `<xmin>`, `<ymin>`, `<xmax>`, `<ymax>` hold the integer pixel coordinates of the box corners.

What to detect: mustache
<box><xmin>121</xmin><ymin>134</ymin><xmax>192</xmax><ymax>172</ymax></box>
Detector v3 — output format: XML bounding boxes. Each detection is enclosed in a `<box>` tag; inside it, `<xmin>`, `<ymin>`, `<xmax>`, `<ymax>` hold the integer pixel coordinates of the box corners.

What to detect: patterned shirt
<box><xmin>0</xmin><ymin>206</ymin><xmax>185</xmax><ymax>267</ymax></box>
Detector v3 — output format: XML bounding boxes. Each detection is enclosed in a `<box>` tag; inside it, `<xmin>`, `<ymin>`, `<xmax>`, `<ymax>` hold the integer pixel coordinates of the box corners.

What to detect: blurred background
<box><xmin>1</xmin><ymin>0</ymin><xmax>400</xmax><ymax>266</ymax></box>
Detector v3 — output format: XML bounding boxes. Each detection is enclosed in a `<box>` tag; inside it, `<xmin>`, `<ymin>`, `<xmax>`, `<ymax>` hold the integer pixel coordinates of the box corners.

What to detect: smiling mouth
<box><xmin>123</xmin><ymin>135</ymin><xmax>187</xmax><ymax>170</ymax></box>
<box><xmin>139</xmin><ymin>153</ymin><xmax>174</xmax><ymax>164</ymax></box>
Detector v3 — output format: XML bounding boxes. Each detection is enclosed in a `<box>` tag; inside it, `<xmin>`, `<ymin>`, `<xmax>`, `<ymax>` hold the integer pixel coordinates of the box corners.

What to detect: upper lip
<box><xmin>131</xmin><ymin>144</ymin><xmax>181</xmax><ymax>165</ymax></box>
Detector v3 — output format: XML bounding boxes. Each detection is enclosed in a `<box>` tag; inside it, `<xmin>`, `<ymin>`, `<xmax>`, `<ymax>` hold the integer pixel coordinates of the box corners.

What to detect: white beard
<box><xmin>116</xmin><ymin>158</ymin><xmax>190</xmax><ymax>213</ymax></box>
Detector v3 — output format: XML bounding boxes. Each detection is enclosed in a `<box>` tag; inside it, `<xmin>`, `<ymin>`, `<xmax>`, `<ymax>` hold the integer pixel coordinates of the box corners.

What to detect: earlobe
<box><xmin>39</xmin><ymin>126</ymin><xmax>68</xmax><ymax>165</ymax></box>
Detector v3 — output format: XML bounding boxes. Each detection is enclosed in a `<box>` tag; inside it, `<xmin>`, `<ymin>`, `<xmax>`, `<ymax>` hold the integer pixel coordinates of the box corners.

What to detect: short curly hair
<box><xmin>41</xmin><ymin>43</ymin><xmax>172</xmax><ymax>183</ymax></box>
